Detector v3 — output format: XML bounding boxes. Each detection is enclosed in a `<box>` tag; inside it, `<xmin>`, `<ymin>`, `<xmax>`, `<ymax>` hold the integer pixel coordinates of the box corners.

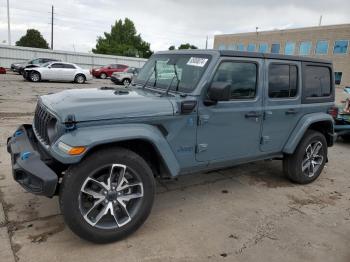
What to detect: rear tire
<box><xmin>59</xmin><ymin>147</ymin><xmax>155</xmax><ymax>243</ymax></box>
<box><xmin>283</xmin><ymin>130</ymin><xmax>327</xmax><ymax>184</ymax></box>
<box><xmin>100</xmin><ymin>73</ymin><xmax>107</xmax><ymax>79</ymax></box>
<box><xmin>75</xmin><ymin>74</ymin><xmax>86</xmax><ymax>84</ymax></box>
<box><xmin>123</xmin><ymin>78</ymin><xmax>131</xmax><ymax>86</ymax></box>
<box><xmin>29</xmin><ymin>71</ymin><xmax>41</xmax><ymax>82</ymax></box>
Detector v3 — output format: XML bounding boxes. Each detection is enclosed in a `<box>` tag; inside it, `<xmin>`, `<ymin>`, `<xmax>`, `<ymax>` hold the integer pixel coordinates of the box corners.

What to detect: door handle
<box><xmin>285</xmin><ymin>109</ymin><xmax>298</xmax><ymax>115</ymax></box>
<box><xmin>245</xmin><ymin>111</ymin><xmax>261</xmax><ymax>118</ymax></box>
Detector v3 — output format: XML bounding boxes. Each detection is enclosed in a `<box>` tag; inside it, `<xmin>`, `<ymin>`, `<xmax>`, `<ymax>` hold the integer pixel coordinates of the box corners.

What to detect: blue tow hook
<box><xmin>21</xmin><ymin>152</ymin><xmax>31</xmax><ymax>160</ymax></box>
<box><xmin>15</xmin><ymin>130</ymin><xmax>23</xmax><ymax>137</ymax></box>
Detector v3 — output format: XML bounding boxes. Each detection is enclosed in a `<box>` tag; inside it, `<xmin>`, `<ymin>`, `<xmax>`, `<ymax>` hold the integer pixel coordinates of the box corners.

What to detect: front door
<box><xmin>196</xmin><ymin>57</ymin><xmax>264</xmax><ymax>162</ymax></box>
<box><xmin>260</xmin><ymin>60</ymin><xmax>302</xmax><ymax>152</ymax></box>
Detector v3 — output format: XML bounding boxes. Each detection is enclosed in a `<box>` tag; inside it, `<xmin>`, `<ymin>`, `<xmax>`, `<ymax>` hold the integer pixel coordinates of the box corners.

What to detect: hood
<box><xmin>40</xmin><ymin>87</ymin><xmax>174</xmax><ymax>122</ymax></box>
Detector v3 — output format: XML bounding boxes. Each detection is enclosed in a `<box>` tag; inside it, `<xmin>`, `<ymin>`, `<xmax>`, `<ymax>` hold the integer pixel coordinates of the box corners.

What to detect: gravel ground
<box><xmin>0</xmin><ymin>72</ymin><xmax>349</xmax><ymax>262</ymax></box>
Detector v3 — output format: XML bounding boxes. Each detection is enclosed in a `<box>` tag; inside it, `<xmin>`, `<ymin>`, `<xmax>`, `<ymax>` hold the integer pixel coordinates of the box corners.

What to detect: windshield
<box><xmin>41</xmin><ymin>62</ymin><xmax>51</xmax><ymax>67</ymax></box>
<box><xmin>135</xmin><ymin>54</ymin><xmax>211</xmax><ymax>93</ymax></box>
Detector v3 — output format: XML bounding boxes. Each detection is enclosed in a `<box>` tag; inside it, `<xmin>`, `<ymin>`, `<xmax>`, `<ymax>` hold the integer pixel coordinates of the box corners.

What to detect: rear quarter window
<box><xmin>302</xmin><ymin>64</ymin><xmax>334</xmax><ymax>103</ymax></box>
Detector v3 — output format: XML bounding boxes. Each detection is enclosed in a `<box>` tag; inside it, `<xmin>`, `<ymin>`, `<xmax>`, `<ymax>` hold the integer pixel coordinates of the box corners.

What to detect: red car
<box><xmin>0</xmin><ymin>67</ymin><xmax>6</xmax><ymax>74</ymax></box>
<box><xmin>91</xmin><ymin>64</ymin><xmax>128</xmax><ymax>79</ymax></box>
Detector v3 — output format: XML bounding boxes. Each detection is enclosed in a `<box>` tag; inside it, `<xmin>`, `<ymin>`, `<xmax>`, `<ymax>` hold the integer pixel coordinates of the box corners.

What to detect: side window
<box><xmin>64</xmin><ymin>64</ymin><xmax>76</xmax><ymax>69</ymax></box>
<box><xmin>212</xmin><ymin>61</ymin><xmax>257</xmax><ymax>99</ymax></box>
<box><xmin>268</xmin><ymin>64</ymin><xmax>298</xmax><ymax>98</ymax></box>
<box><xmin>304</xmin><ymin>66</ymin><xmax>331</xmax><ymax>98</ymax></box>
<box><xmin>51</xmin><ymin>63</ymin><xmax>65</xmax><ymax>69</ymax></box>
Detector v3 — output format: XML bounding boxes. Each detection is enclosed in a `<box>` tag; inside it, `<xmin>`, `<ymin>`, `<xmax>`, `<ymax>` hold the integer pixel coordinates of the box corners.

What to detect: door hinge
<box><xmin>196</xmin><ymin>143</ymin><xmax>208</xmax><ymax>153</ymax></box>
<box><xmin>260</xmin><ymin>136</ymin><xmax>271</xmax><ymax>145</ymax></box>
<box><xmin>198</xmin><ymin>115</ymin><xmax>210</xmax><ymax>126</ymax></box>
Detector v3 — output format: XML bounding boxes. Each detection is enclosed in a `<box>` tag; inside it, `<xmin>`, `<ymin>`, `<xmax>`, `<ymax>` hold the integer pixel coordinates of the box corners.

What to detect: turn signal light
<box><xmin>68</xmin><ymin>147</ymin><xmax>86</xmax><ymax>155</ymax></box>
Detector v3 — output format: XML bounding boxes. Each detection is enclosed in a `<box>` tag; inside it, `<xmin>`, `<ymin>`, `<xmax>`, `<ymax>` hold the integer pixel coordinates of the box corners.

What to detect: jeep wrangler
<box><xmin>7</xmin><ymin>50</ymin><xmax>336</xmax><ymax>243</ymax></box>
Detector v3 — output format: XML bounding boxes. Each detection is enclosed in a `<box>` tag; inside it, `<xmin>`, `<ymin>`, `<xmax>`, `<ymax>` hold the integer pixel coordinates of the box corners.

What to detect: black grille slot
<box><xmin>33</xmin><ymin>104</ymin><xmax>56</xmax><ymax>145</ymax></box>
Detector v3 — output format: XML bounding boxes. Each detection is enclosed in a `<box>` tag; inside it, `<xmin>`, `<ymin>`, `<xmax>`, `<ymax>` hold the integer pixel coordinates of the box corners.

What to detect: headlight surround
<box><xmin>57</xmin><ymin>141</ymin><xmax>86</xmax><ymax>155</ymax></box>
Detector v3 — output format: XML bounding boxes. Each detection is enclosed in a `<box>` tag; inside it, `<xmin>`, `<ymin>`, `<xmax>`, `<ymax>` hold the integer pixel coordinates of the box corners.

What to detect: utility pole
<box><xmin>205</xmin><ymin>36</ymin><xmax>208</xmax><ymax>49</ymax></box>
<box><xmin>7</xmin><ymin>0</ymin><xmax>11</xmax><ymax>45</ymax></box>
<box><xmin>318</xmin><ymin>15</ymin><xmax>323</xmax><ymax>26</ymax></box>
<box><xmin>51</xmin><ymin>5</ymin><xmax>54</xmax><ymax>49</ymax></box>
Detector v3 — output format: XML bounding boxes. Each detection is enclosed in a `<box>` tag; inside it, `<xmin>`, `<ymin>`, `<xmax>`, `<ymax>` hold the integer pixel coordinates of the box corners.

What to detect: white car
<box><xmin>24</xmin><ymin>62</ymin><xmax>92</xmax><ymax>84</ymax></box>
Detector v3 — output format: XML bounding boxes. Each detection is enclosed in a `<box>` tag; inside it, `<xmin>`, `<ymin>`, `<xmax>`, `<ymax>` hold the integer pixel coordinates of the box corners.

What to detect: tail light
<box><xmin>328</xmin><ymin>106</ymin><xmax>339</xmax><ymax>118</ymax></box>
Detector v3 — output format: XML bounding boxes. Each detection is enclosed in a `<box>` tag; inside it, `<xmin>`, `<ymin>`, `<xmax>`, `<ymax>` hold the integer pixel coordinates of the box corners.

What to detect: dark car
<box><xmin>91</xmin><ymin>64</ymin><xmax>128</xmax><ymax>79</ymax></box>
<box><xmin>10</xmin><ymin>62</ymin><xmax>26</xmax><ymax>73</ymax></box>
<box><xmin>19</xmin><ymin>58</ymin><xmax>60</xmax><ymax>75</ymax></box>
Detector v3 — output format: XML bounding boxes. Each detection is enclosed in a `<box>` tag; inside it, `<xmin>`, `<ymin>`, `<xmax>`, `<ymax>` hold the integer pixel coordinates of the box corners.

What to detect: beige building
<box><xmin>214</xmin><ymin>24</ymin><xmax>350</xmax><ymax>88</ymax></box>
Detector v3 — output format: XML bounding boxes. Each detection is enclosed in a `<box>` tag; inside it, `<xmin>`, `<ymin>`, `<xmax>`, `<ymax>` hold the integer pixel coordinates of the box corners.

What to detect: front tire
<box><xmin>123</xmin><ymin>78</ymin><xmax>131</xmax><ymax>86</ymax></box>
<box><xmin>283</xmin><ymin>130</ymin><xmax>327</xmax><ymax>184</ymax></box>
<box><xmin>100</xmin><ymin>73</ymin><xmax>107</xmax><ymax>79</ymax></box>
<box><xmin>59</xmin><ymin>147</ymin><xmax>155</xmax><ymax>243</ymax></box>
<box><xmin>29</xmin><ymin>71</ymin><xmax>41</xmax><ymax>82</ymax></box>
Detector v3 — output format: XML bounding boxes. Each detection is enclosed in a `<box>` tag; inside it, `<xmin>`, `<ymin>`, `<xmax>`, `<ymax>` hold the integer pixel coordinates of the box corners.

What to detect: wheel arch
<box><xmin>283</xmin><ymin>113</ymin><xmax>335</xmax><ymax>154</ymax></box>
<box><xmin>51</xmin><ymin>124</ymin><xmax>180</xmax><ymax>177</ymax></box>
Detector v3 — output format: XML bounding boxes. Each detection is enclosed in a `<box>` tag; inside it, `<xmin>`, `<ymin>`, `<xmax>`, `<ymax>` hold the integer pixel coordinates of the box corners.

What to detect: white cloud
<box><xmin>0</xmin><ymin>0</ymin><xmax>349</xmax><ymax>52</ymax></box>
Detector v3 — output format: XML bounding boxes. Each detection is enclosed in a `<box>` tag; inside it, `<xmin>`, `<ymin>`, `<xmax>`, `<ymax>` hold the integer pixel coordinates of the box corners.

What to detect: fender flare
<box><xmin>50</xmin><ymin>123</ymin><xmax>180</xmax><ymax>177</ymax></box>
<box><xmin>283</xmin><ymin>112</ymin><xmax>334</xmax><ymax>154</ymax></box>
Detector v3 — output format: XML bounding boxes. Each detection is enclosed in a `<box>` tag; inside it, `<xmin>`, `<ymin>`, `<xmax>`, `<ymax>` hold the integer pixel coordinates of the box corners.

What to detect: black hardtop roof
<box><xmin>219</xmin><ymin>50</ymin><xmax>332</xmax><ymax>64</ymax></box>
<box><xmin>156</xmin><ymin>49</ymin><xmax>332</xmax><ymax>64</ymax></box>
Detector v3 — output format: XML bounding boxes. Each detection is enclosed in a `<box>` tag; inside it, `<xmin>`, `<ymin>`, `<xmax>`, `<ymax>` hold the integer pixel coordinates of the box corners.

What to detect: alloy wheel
<box><xmin>301</xmin><ymin>141</ymin><xmax>324</xmax><ymax>178</ymax></box>
<box><xmin>79</xmin><ymin>164</ymin><xmax>144</xmax><ymax>229</ymax></box>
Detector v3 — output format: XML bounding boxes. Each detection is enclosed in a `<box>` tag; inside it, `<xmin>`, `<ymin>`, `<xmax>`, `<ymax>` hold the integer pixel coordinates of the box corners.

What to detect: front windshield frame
<box><xmin>41</xmin><ymin>62</ymin><xmax>52</xmax><ymax>67</ymax></box>
<box><xmin>135</xmin><ymin>54</ymin><xmax>212</xmax><ymax>94</ymax></box>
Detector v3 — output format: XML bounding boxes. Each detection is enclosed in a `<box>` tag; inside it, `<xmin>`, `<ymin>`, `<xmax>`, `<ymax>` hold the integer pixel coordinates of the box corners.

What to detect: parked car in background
<box><xmin>0</xmin><ymin>67</ymin><xmax>6</xmax><ymax>74</ymax></box>
<box><xmin>333</xmin><ymin>87</ymin><xmax>350</xmax><ymax>141</ymax></box>
<box><xmin>91</xmin><ymin>64</ymin><xmax>128</xmax><ymax>79</ymax></box>
<box><xmin>11</xmin><ymin>62</ymin><xmax>26</xmax><ymax>73</ymax></box>
<box><xmin>18</xmin><ymin>58</ymin><xmax>60</xmax><ymax>75</ymax></box>
<box><xmin>24</xmin><ymin>62</ymin><xmax>92</xmax><ymax>84</ymax></box>
<box><xmin>111</xmin><ymin>67</ymin><xmax>140</xmax><ymax>86</ymax></box>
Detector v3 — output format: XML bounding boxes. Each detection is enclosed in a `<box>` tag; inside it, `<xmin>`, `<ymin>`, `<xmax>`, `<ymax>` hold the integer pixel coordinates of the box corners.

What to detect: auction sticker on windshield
<box><xmin>187</xmin><ymin>57</ymin><xmax>208</xmax><ymax>67</ymax></box>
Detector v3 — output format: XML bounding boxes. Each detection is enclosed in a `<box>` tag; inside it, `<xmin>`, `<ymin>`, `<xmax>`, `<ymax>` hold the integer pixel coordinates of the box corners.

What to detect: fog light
<box><xmin>58</xmin><ymin>142</ymin><xmax>86</xmax><ymax>155</ymax></box>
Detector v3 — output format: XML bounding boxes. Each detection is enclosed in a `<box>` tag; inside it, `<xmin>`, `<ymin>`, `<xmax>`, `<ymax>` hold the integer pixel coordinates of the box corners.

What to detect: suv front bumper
<box><xmin>7</xmin><ymin>125</ymin><xmax>58</xmax><ymax>197</ymax></box>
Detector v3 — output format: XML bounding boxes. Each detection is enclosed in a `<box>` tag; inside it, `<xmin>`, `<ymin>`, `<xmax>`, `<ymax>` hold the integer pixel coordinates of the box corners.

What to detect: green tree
<box><xmin>16</xmin><ymin>29</ymin><xmax>49</xmax><ymax>49</ymax></box>
<box><xmin>93</xmin><ymin>18</ymin><xmax>153</xmax><ymax>58</ymax></box>
<box><xmin>178</xmin><ymin>43</ymin><xmax>198</xmax><ymax>49</ymax></box>
<box><xmin>168</xmin><ymin>45</ymin><xmax>175</xmax><ymax>50</ymax></box>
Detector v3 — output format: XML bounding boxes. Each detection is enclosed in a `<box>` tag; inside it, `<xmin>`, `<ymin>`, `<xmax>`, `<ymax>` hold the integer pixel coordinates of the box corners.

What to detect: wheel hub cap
<box><xmin>302</xmin><ymin>141</ymin><xmax>324</xmax><ymax>178</ymax></box>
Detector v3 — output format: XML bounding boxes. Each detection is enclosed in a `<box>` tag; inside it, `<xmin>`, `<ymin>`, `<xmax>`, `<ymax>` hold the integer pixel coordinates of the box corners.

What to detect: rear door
<box><xmin>260</xmin><ymin>60</ymin><xmax>302</xmax><ymax>152</ymax></box>
<box><xmin>61</xmin><ymin>64</ymin><xmax>77</xmax><ymax>81</ymax></box>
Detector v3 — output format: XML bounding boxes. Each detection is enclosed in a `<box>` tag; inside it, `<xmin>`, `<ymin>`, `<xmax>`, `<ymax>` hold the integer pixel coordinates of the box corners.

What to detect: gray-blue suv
<box><xmin>7</xmin><ymin>50</ymin><xmax>336</xmax><ymax>243</ymax></box>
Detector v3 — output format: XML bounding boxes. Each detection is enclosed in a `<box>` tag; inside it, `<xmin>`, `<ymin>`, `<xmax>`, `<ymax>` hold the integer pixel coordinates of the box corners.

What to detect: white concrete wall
<box><xmin>0</xmin><ymin>45</ymin><xmax>148</xmax><ymax>69</ymax></box>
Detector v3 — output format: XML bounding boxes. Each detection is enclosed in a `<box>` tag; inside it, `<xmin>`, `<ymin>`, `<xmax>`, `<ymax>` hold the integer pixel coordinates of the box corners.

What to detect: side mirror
<box><xmin>48</xmin><ymin>66</ymin><xmax>51</xmax><ymax>69</ymax></box>
<box><xmin>207</xmin><ymin>82</ymin><xmax>231</xmax><ymax>102</ymax></box>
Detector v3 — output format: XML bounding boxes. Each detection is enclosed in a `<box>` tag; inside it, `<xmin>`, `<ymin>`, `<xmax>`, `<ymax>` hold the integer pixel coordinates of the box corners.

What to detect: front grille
<box><xmin>33</xmin><ymin>104</ymin><xmax>56</xmax><ymax>145</ymax></box>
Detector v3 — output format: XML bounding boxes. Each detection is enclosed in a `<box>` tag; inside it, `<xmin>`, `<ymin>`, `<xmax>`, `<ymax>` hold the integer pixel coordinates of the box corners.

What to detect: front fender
<box><xmin>283</xmin><ymin>112</ymin><xmax>334</xmax><ymax>154</ymax></box>
<box><xmin>50</xmin><ymin>124</ymin><xmax>180</xmax><ymax>176</ymax></box>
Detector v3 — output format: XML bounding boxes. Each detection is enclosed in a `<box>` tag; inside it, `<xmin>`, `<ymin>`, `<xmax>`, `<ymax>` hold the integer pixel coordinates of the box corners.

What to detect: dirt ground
<box><xmin>0</xmin><ymin>72</ymin><xmax>349</xmax><ymax>262</ymax></box>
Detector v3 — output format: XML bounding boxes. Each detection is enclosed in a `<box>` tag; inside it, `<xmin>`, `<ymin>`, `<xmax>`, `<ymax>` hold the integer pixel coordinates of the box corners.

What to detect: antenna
<box><xmin>319</xmin><ymin>15</ymin><xmax>323</xmax><ymax>26</ymax></box>
<box><xmin>7</xmin><ymin>0</ymin><xmax>11</xmax><ymax>45</ymax></box>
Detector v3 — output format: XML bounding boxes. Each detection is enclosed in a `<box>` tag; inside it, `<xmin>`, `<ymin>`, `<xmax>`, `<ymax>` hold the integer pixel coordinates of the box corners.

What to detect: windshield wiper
<box><xmin>163</xmin><ymin>64</ymin><xmax>180</xmax><ymax>96</ymax></box>
<box><xmin>142</xmin><ymin>61</ymin><xmax>157</xmax><ymax>89</ymax></box>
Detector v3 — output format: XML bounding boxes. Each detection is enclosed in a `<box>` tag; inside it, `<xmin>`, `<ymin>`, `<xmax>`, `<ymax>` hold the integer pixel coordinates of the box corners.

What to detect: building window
<box><xmin>212</xmin><ymin>61</ymin><xmax>257</xmax><ymax>99</ymax></box>
<box><xmin>247</xmin><ymin>43</ymin><xmax>256</xmax><ymax>52</ymax></box>
<box><xmin>236</xmin><ymin>43</ymin><xmax>245</xmax><ymax>51</ymax></box>
<box><xmin>299</xmin><ymin>41</ymin><xmax>312</xmax><ymax>55</ymax></box>
<box><xmin>218</xmin><ymin>44</ymin><xmax>226</xmax><ymax>50</ymax></box>
<box><xmin>334</xmin><ymin>72</ymin><xmax>343</xmax><ymax>85</ymax></box>
<box><xmin>271</xmin><ymin>43</ymin><xmax>280</xmax><ymax>54</ymax></box>
<box><xmin>284</xmin><ymin>42</ymin><xmax>296</xmax><ymax>55</ymax></box>
<box><xmin>227</xmin><ymin>44</ymin><xmax>236</xmax><ymax>50</ymax></box>
<box><xmin>268</xmin><ymin>64</ymin><xmax>298</xmax><ymax>98</ymax></box>
<box><xmin>315</xmin><ymin>40</ymin><xmax>329</xmax><ymax>55</ymax></box>
<box><xmin>333</xmin><ymin>40</ymin><xmax>349</xmax><ymax>54</ymax></box>
<box><xmin>259</xmin><ymin>43</ymin><xmax>268</xmax><ymax>53</ymax></box>
<box><xmin>304</xmin><ymin>66</ymin><xmax>331</xmax><ymax>98</ymax></box>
